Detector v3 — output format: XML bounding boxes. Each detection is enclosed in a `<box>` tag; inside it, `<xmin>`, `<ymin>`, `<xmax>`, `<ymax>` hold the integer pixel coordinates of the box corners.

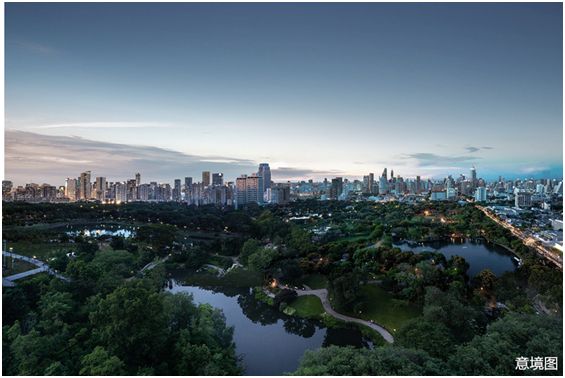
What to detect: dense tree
<box><xmin>449</xmin><ymin>314</ymin><xmax>563</xmax><ymax>375</ymax></box>
<box><xmin>292</xmin><ymin>345</ymin><xmax>446</xmax><ymax>375</ymax></box>
<box><xmin>79</xmin><ymin>346</ymin><xmax>126</xmax><ymax>376</ymax></box>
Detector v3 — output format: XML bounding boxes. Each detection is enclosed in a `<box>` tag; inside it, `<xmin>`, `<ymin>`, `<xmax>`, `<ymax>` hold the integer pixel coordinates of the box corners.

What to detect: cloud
<box><xmin>271</xmin><ymin>167</ymin><xmax>343</xmax><ymax>180</ymax></box>
<box><xmin>520</xmin><ymin>166</ymin><xmax>550</xmax><ymax>174</ymax></box>
<box><xmin>465</xmin><ymin>146</ymin><xmax>494</xmax><ymax>153</ymax></box>
<box><xmin>32</xmin><ymin>122</ymin><xmax>175</xmax><ymax>130</ymax></box>
<box><xmin>402</xmin><ymin>152</ymin><xmax>480</xmax><ymax>167</ymax></box>
<box><xmin>9</xmin><ymin>40</ymin><xmax>58</xmax><ymax>55</ymax></box>
<box><xmin>4</xmin><ymin>130</ymin><xmax>257</xmax><ymax>185</ymax></box>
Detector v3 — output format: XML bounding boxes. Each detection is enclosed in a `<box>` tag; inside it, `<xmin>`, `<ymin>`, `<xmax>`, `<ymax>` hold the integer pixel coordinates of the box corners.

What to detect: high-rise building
<box><xmin>95</xmin><ymin>177</ymin><xmax>106</xmax><ymax>201</ymax></box>
<box><xmin>126</xmin><ymin>179</ymin><xmax>137</xmax><ymax>202</ymax></box>
<box><xmin>79</xmin><ymin>171</ymin><xmax>91</xmax><ymax>200</ymax></box>
<box><xmin>2</xmin><ymin>180</ymin><xmax>13</xmax><ymax>199</ymax></box>
<box><xmin>115</xmin><ymin>182</ymin><xmax>127</xmax><ymax>203</ymax></box>
<box><xmin>138</xmin><ymin>184</ymin><xmax>150</xmax><ymax>201</ymax></box>
<box><xmin>202</xmin><ymin>171</ymin><xmax>211</xmax><ymax>187</ymax></box>
<box><xmin>416</xmin><ymin>176</ymin><xmax>421</xmax><ymax>194</ymax></box>
<box><xmin>270</xmin><ymin>184</ymin><xmax>290</xmax><ymax>204</ymax></box>
<box><xmin>212</xmin><ymin>173</ymin><xmax>224</xmax><ymax>186</ymax></box>
<box><xmin>474</xmin><ymin>187</ymin><xmax>487</xmax><ymax>202</ymax></box>
<box><xmin>258</xmin><ymin>163</ymin><xmax>272</xmax><ymax>193</ymax></box>
<box><xmin>135</xmin><ymin>172</ymin><xmax>141</xmax><ymax>186</ymax></box>
<box><xmin>515</xmin><ymin>192</ymin><xmax>532</xmax><ymax>208</ymax></box>
<box><xmin>379</xmin><ymin>175</ymin><xmax>388</xmax><ymax>195</ymax></box>
<box><xmin>173</xmin><ymin>179</ymin><xmax>181</xmax><ymax>201</ymax></box>
<box><xmin>65</xmin><ymin>178</ymin><xmax>78</xmax><ymax>201</ymax></box>
<box><xmin>235</xmin><ymin>174</ymin><xmax>263</xmax><ymax>206</ymax></box>
<box><xmin>363</xmin><ymin>173</ymin><xmax>375</xmax><ymax>194</ymax></box>
<box><xmin>330</xmin><ymin>177</ymin><xmax>343</xmax><ymax>200</ymax></box>
<box><xmin>470</xmin><ymin>166</ymin><xmax>477</xmax><ymax>189</ymax></box>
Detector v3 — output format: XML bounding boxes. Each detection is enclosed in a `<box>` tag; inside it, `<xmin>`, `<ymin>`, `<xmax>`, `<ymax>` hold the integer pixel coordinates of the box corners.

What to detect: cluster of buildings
<box><xmin>3</xmin><ymin>165</ymin><xmax>562</xmax><ymax>212</ymax></box>
<box><xmin>2</xmin><ymin>163</ymin><xmax>291</xmax><ymax>207</ymax></box>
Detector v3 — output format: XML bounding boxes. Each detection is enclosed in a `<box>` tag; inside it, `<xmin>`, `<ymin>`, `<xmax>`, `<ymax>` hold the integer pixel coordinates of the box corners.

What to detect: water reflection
<box><xmin>393</xmin><ymin>239</ymin><xmax>518</xmax><ymax>277</ymax></box>
<box><xmin>168</xmin><ymin>281</ymin><xmax>372</xmax><ymax>375</ymax></box>
<box><xmin>66</xmin><ymin>228</ymin><xmax>134</xmax><ymax>238</ymax></box>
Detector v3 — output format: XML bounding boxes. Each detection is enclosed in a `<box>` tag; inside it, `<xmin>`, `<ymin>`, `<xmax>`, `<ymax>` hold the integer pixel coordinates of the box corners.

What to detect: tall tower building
<box><xmin>212</xmin><ymin>173</ymin><xmax>224</xmax><ymax>186</ymax></box>
<box><xmin>202</xmin><ymin>171</ymin><xmax>211</xmax><ymax>187</ymax></box>
<box><xmin>173</xmin><ymin>179</ymin><xmax>181</xmax><ymax>201</ymax></box>
<box><xmin>95</xmin><ymin>177</ymin><xmax>106</xmax><ymax>201</ymax></box>
<box><xmin>330</xmin><ymin>177</ymin><xmax>343</xmax><ymax>200</ymax></box>
<box><xmin>79</xmin><ymin>171</ymin><xmax>91</xmax><ymax>200</ymax></box>
<box><xmin>470</xmin><ymin>166</ymin><xmax>477</xmax><ymax>189</ymax></box>
<box><xmin>135</xmin><ymin>173</ymin><xmax>141</xmax><ymax>186</ymax></box>
<box><xmin>65</xmin><ymin>178</ymin><xmax>78</xmax><ymax>201</ymax></box>
<box><xmin>258</xmin><ymin>163</ymin><xmax>272</xmax><ymax>192</ymax></box>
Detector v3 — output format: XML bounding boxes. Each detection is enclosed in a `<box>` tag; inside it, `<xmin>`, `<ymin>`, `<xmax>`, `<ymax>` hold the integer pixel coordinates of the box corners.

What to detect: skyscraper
<box><xmin>212</xmin><ymin>173</ymin><xmax>224</xmax><ymax>186</ymax></box>
<box><xmin>379</xmin><ymin>175</ymin><xmax>388</xmax><ymax>195</ymax></box>
<box><xmin>135</xmin><ymin>172</ymin><xmax>141</xmax><ymax>186</ymax></box>
<box><xmin>65</xmin><ymin>178</ymin><xmax>78</xmax><ymax>201</ymax></box>
<box><xmin>470</xmin><ymin>166</ymin><xmax>477</xmax><ymax>189</ymax></box>
<box><xmin>202</xmin><ymin>171</ymin><xmax>211</xmax><ymax>187</ymax></box>
<box><xmin>95</xmin><ymin>177</ymin><xmax>106</xmax><ymax>201</ymax></box>
<box><xmin>173</xmin><ymin>179</ymin><xmax>181</xmax><ymax>201</ymax></box>
<box><xmin>79</xmin><ymin>171</ymin><xmax>91</xmax><ymax>200</ymax></box>
<box><xmin>258</xmin><ymin>163</ymin><xmax>272</xmax><ymax>192</ymax></box>
<box><xmin>474</xmin><ymin>187</ymin><xmax>487</xmax><ymax>202</ymax></box>
<box><xmin>330</xmin><ymin>177</ymin><xmax>343</xmax><ymax>200</ymax></box>
<box><xmin>235</xmin><ymin>174</ymin><xmax>262</xmax><ymax>206</ymax></box>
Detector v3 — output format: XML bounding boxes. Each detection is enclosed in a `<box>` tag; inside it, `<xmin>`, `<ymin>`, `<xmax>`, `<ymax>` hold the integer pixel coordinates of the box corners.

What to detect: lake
<box><xmin>168</xmin><ymin>282</ymin><xmax>373</xmax><ymax>375</ymax></box>
<box><xmin>393</xmin><ymin>239</ymin><xmax>518</xmax><ymax>277</ymax></box>
<box><xmin>66</xmin><ymin>226</ymin><xmax>135</xmax><ymax>238</ymax></box>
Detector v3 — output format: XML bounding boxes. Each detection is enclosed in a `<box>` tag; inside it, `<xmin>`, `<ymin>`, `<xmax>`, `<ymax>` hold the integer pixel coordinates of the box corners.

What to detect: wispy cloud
<box><xmin>9</xmin><ymin>40</ymin><xmax>58</xmax><ymax>55</ymax></box>
<box><xmin>4</xmin><ymin>130</ymin><xmax>256</xmax><ymax>185</ymax></box>
<box><xmin>32</xmin><ymin>122</ymin><xmax>175</xmax><ymax>130</ymax></box>
<box><xmin>402</xmin><ymin>152</ymin><xmax>480</xmax><ymax>167</ymax></box>
<box><xmin>465</xmin><ymin>145</ymin><xmax>494</xmax><ymax>153</ymax></box>
<box><xmin>271</xmin><ymin>167</ymin><xmax>343</xmax><ymax>180</ymax></box>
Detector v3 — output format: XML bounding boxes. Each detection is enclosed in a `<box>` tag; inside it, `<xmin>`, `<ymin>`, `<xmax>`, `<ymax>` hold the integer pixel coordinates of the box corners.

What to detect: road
<box><xmin>281</xmin><ymin>285</ymin><xmax>394</xmax><ymax>343</ymax></box>
<box><xmin>476</xmin><ymin>205</ymin><xmax>562</xmax><ymax>270</ymax></box>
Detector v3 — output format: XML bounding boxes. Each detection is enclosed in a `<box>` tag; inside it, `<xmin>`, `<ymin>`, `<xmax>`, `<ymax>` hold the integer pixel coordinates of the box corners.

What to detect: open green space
<box><xmin>175</xmin><ymin>266</ymin><xmax>263</xmax><ymax>288</ymax></box>
<box><xmin>344</xmin><ymin>284</ymin><xmax>421</xmax><ymax>333</ymax></box>
<box><xmin>301</xmin><ymin>273</ymin><xmax>328</xmax><ymax>289</ymax></box>
<box><xmin>289</xmin><ymin>295</ymin><xmax>325</xmax><ymax>319</ymax></box>
<box><xmin>2</xmin><ymin>258</ymin><xmax>37</xmax><ymax>276</ymax></box>
<box><xmin>5</xmin><ymin>241</ymin><xmax>75</xmax><ymax>261</ymax></box>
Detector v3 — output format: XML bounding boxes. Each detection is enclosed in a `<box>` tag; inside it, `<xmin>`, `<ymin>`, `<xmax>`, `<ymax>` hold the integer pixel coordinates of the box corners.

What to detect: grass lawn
<box><xmin>6</xmin><ymin>241</ymin><xmax>75</xmax><ymax>261</ymax></box>
<box><xmin>2</xmin><ymin>259</ymin><xmax>37</xmax><ymax>276</ymax></box>
<box><xmin>177</xmin><ymin>267</ymin><xmax>263</xmax><ymax>288</ymax></box>
<box><xmin>301</xmin><ymin>273</ymin><xmax>329</xmax><ymax>289</ymax></box>
<box><xmin>345</xmin><ymin>284</ymin><xmax>421</xmax><ymax>333</ymax></box>
<box><xmin>289</xmin><ymin>295</ymin><xmax>325</xmax><ymax>319</ymax></box>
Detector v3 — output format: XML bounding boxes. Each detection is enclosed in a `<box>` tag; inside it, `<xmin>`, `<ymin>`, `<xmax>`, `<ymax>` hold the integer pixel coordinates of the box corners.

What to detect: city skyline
<box><xmin>5</xmin><ymin>3</ymin><xmax>564</xmax><ymax>184</ymax></box>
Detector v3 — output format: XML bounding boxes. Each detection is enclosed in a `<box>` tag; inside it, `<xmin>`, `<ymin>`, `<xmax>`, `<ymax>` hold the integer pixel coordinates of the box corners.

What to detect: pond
<box><xmin>168</xmin><ymin>281</ymin><xmax>373</xmax><ymax>375</ymax></box>
<box><xmin>66</xmin><ymin>226</ymin><xmax>134</xmax><ymax>238</ymax></box>
<box><xmin>393</xmin><ymin>239</ymin><xmax>518</xmax><ymax>277</ymax></box>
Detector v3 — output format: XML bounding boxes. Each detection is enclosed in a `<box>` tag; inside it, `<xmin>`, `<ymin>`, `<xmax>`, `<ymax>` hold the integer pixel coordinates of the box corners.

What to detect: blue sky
<box><xmin>5</xmin><ymin>3</ymin><xmax>563</xmax><ymax>185</ymax></box>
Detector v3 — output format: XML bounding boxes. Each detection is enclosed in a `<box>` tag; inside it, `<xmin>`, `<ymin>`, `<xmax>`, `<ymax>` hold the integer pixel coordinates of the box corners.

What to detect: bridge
<box><xmin>2</xmin><ymin>250</ymin><xmax>70</xmax><ymax>286</ymax></box>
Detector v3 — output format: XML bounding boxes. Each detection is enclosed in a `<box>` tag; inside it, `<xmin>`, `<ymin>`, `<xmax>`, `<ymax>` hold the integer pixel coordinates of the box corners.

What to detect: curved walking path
<box><xmin>281</xmin><ymin>284</ymin><xmax>394</xmax><ymax>343</ymax></box>
<box><xmin>2</xmin><ymin>250</ymin><xmax>70</xmax><ymax>284</ymax></box>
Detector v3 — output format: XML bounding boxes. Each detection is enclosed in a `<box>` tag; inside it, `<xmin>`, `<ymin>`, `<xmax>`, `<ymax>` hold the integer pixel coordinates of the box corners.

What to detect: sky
<box><xmin>4</xmin><ymin>2</ymin><xmax>563</xmax><ymax>185</ymax></box>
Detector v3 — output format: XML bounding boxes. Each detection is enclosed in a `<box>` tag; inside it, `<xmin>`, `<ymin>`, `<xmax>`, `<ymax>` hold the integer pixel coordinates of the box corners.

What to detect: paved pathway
<box><xmin>2</xmin><ymin>251</ymin><xmax>70</xmax><ymax>284</ymax></box>
<box><xmin>281</xmin><ymin>284</ymin><xmax>394</xmax><ymax>343</ymax></box>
